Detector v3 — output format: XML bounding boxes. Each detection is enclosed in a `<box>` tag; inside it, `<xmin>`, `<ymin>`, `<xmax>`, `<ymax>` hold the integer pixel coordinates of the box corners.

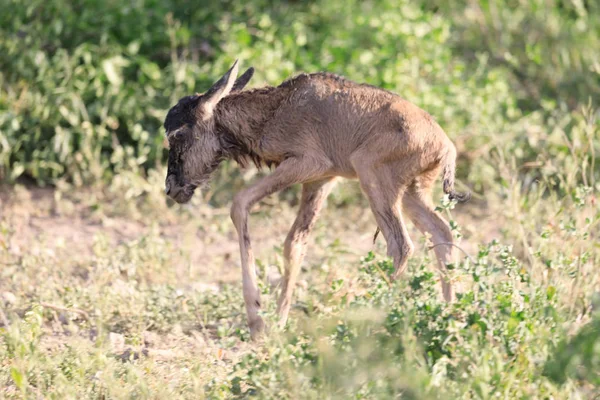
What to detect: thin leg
<box><xmin>230</xmin><ymin>157</ymin><xmax>329</xmax><ymax>339</ymax></box>
<box><xmin>277</xmin><ymin>178</ymin><xmax>336</xmax><ymax>327</ymax></box>
<box><xmin>403</xmin><ymin>185</ymin><xmax>455</xmax><ymax>301</ymax></box>
<box><xmin>353</xmin><ymin>161</ymin><xmax>414</xmax><ymax>280</ymax></box>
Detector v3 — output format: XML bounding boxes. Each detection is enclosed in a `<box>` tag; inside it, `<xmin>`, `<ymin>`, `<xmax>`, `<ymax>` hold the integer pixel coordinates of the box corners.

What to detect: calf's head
<box><xmin>163</xmin><ymin>60</ymin><xmax>254</xmax><ymax>203</ymax></box>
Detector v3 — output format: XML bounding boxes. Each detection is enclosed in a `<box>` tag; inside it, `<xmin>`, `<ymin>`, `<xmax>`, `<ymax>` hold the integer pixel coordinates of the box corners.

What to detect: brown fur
<box><xmin>164</xmin><ymin>61</ymin><xmax>470</xmax><ymax>339</ymax></box>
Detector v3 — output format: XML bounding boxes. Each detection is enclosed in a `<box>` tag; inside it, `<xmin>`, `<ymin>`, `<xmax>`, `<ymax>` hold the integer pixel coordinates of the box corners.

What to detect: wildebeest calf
<box><xmin>163</xmin><ymin>60</ymin><xmax>470</xmax><ymax>339</ymax></box>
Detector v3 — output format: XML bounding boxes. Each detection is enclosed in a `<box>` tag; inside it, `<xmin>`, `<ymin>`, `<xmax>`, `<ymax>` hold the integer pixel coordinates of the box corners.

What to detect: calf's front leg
<box><xmin>229</xmin><ymin>158</ymin><xmax>328</xmax><ymax>339</ymax></box>
<box><xmin>277</xmin><ymin>177</ymin><xmax>336</xmax><ymax>327</ymax></box>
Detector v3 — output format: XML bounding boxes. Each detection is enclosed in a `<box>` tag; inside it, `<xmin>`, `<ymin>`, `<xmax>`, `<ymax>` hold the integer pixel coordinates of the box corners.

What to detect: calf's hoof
<box><xmin>249</xmin><ymin>317</ymin><xmax>266</xmax><ymax>341</ymax></box>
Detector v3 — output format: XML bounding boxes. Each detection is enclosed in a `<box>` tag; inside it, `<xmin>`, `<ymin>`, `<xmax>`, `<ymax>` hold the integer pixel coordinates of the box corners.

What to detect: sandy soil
<box><xmin>0</xmin><ymin>183</ymin><xmax>495</xmax><ymax>288</ymax></box>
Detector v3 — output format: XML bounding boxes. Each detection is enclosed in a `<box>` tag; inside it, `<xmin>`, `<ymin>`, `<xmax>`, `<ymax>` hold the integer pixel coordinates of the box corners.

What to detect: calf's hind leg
<box><xmin>403</xmin><ymin>175</ymin><xmax>456</xmax><ymax>302</ymax></box>
<box><xmin>353</xmin><ymin>159</ymin><xmax>415</xmax><ymax>280</ymax></box>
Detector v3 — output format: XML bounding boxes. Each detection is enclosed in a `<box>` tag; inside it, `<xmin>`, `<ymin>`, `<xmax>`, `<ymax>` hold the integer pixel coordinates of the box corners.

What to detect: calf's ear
<box><xmin>232</xmin><ymin>67</ymin><xmax>254</xmax><ymax>92</ymax></box>
<box><xmin>200</xmin><ymin>60</ymin><xmax>240</xmax><ymax>116</ymax></box>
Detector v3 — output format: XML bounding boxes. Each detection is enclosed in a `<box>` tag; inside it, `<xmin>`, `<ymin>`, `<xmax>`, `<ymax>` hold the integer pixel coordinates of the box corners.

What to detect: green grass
<box><xmin>1</xmin><ymin>171</ymin><xmax>599</xmax><ymax>398</ymax></box>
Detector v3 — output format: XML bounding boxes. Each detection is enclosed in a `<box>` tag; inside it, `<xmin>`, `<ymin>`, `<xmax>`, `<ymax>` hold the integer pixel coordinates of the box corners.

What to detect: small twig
<box><xmin>0</xmin><ymin>256</ymin><xmax>23</xmax><ymax>266</ymax></box>
<box><xmin>372</xmin><ymin>227</ymin><xmax>381</xmax><ymax>244</ymax></box>
<box><xmin>0</xmin><ymin>262</ymin><xmax>20</xmax><ymax>266</ymax></box>
<box><xmin>39</xmin><ymin>302</ymin><xmax>90</xmax><ymax>321</ymax></box>
<box><xmin>429</xmin><ymin>242</ymin><xmax>476</xmax><ymax>265</ymax></box>
<box><xmin>372</xmin><ymin>261</ymin><xmax>392</xmax><ymax>288</ymax></box>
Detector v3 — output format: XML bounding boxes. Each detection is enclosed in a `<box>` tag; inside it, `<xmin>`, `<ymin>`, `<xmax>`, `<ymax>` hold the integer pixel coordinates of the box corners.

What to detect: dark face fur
<box><xmin>164</xmin><ymin>95</ymin><xmax>222</xmax><ymax>203</ymax></box>
<box><xmin>163</xmin><ymin>61</ymin><xmax>254</xmax><ymax>203</ymax></box>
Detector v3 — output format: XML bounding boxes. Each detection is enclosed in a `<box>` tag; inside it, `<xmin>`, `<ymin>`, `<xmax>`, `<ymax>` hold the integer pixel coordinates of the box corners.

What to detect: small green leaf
<box><xmin>547</xmin><ymin>285</ymin><xmax>557</xmax><ymax>300</ymax></box>
<box><xmin>10</xmin><ymin>366</ymin><xmax>24</xmax><ymax>390</ymax></box>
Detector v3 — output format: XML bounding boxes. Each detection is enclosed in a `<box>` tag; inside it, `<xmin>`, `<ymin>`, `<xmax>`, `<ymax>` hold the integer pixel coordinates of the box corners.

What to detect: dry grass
<box><xmin>1</xmin><ymin>171</ymin><xmax>599</xmax><ymax>398</ymax></box>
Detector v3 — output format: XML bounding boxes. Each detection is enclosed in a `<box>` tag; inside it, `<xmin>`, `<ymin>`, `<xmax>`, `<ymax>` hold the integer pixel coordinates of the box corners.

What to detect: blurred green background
<box><xmin>1</xmin><ymin>0</ymin><xmax>598</xmax><ymax>201</ymax></box>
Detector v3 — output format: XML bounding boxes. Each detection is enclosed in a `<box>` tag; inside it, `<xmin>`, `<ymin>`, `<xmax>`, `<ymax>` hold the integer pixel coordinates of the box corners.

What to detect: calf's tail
<box><xmin>442</xmin><ymin>144</ymin><xmax>471</xmax><ymax>203</ymax></box>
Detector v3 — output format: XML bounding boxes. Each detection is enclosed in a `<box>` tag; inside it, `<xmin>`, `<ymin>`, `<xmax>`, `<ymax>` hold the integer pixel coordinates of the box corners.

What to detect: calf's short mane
<box><xmin>212</xmin><ymin>72</ymin><xmax>395</xmax><ymax>171</ymax></box>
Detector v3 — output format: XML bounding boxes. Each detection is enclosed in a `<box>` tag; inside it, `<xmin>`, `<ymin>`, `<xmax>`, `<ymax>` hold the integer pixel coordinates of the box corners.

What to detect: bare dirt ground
<box><xmin>0</xmin><ymin>183</ymin><xmax>494</xmax><ymax>288</ymax></box>
<box><xmin>1</xmin><ymin>184</ymin><xmax>374</xmax><ymax>285</ymax></box>
<box><xmin>0</xmin><ymin>183</ymin><xmax>503</xmax><ymax>396</ymax></box>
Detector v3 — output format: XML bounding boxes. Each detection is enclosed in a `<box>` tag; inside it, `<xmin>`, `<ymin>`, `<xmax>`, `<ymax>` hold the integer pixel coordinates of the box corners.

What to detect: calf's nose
<box><xmin>165</xmin><ymin>175</ymin><xmax>178</xmax><ymax>197</ymax></box>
